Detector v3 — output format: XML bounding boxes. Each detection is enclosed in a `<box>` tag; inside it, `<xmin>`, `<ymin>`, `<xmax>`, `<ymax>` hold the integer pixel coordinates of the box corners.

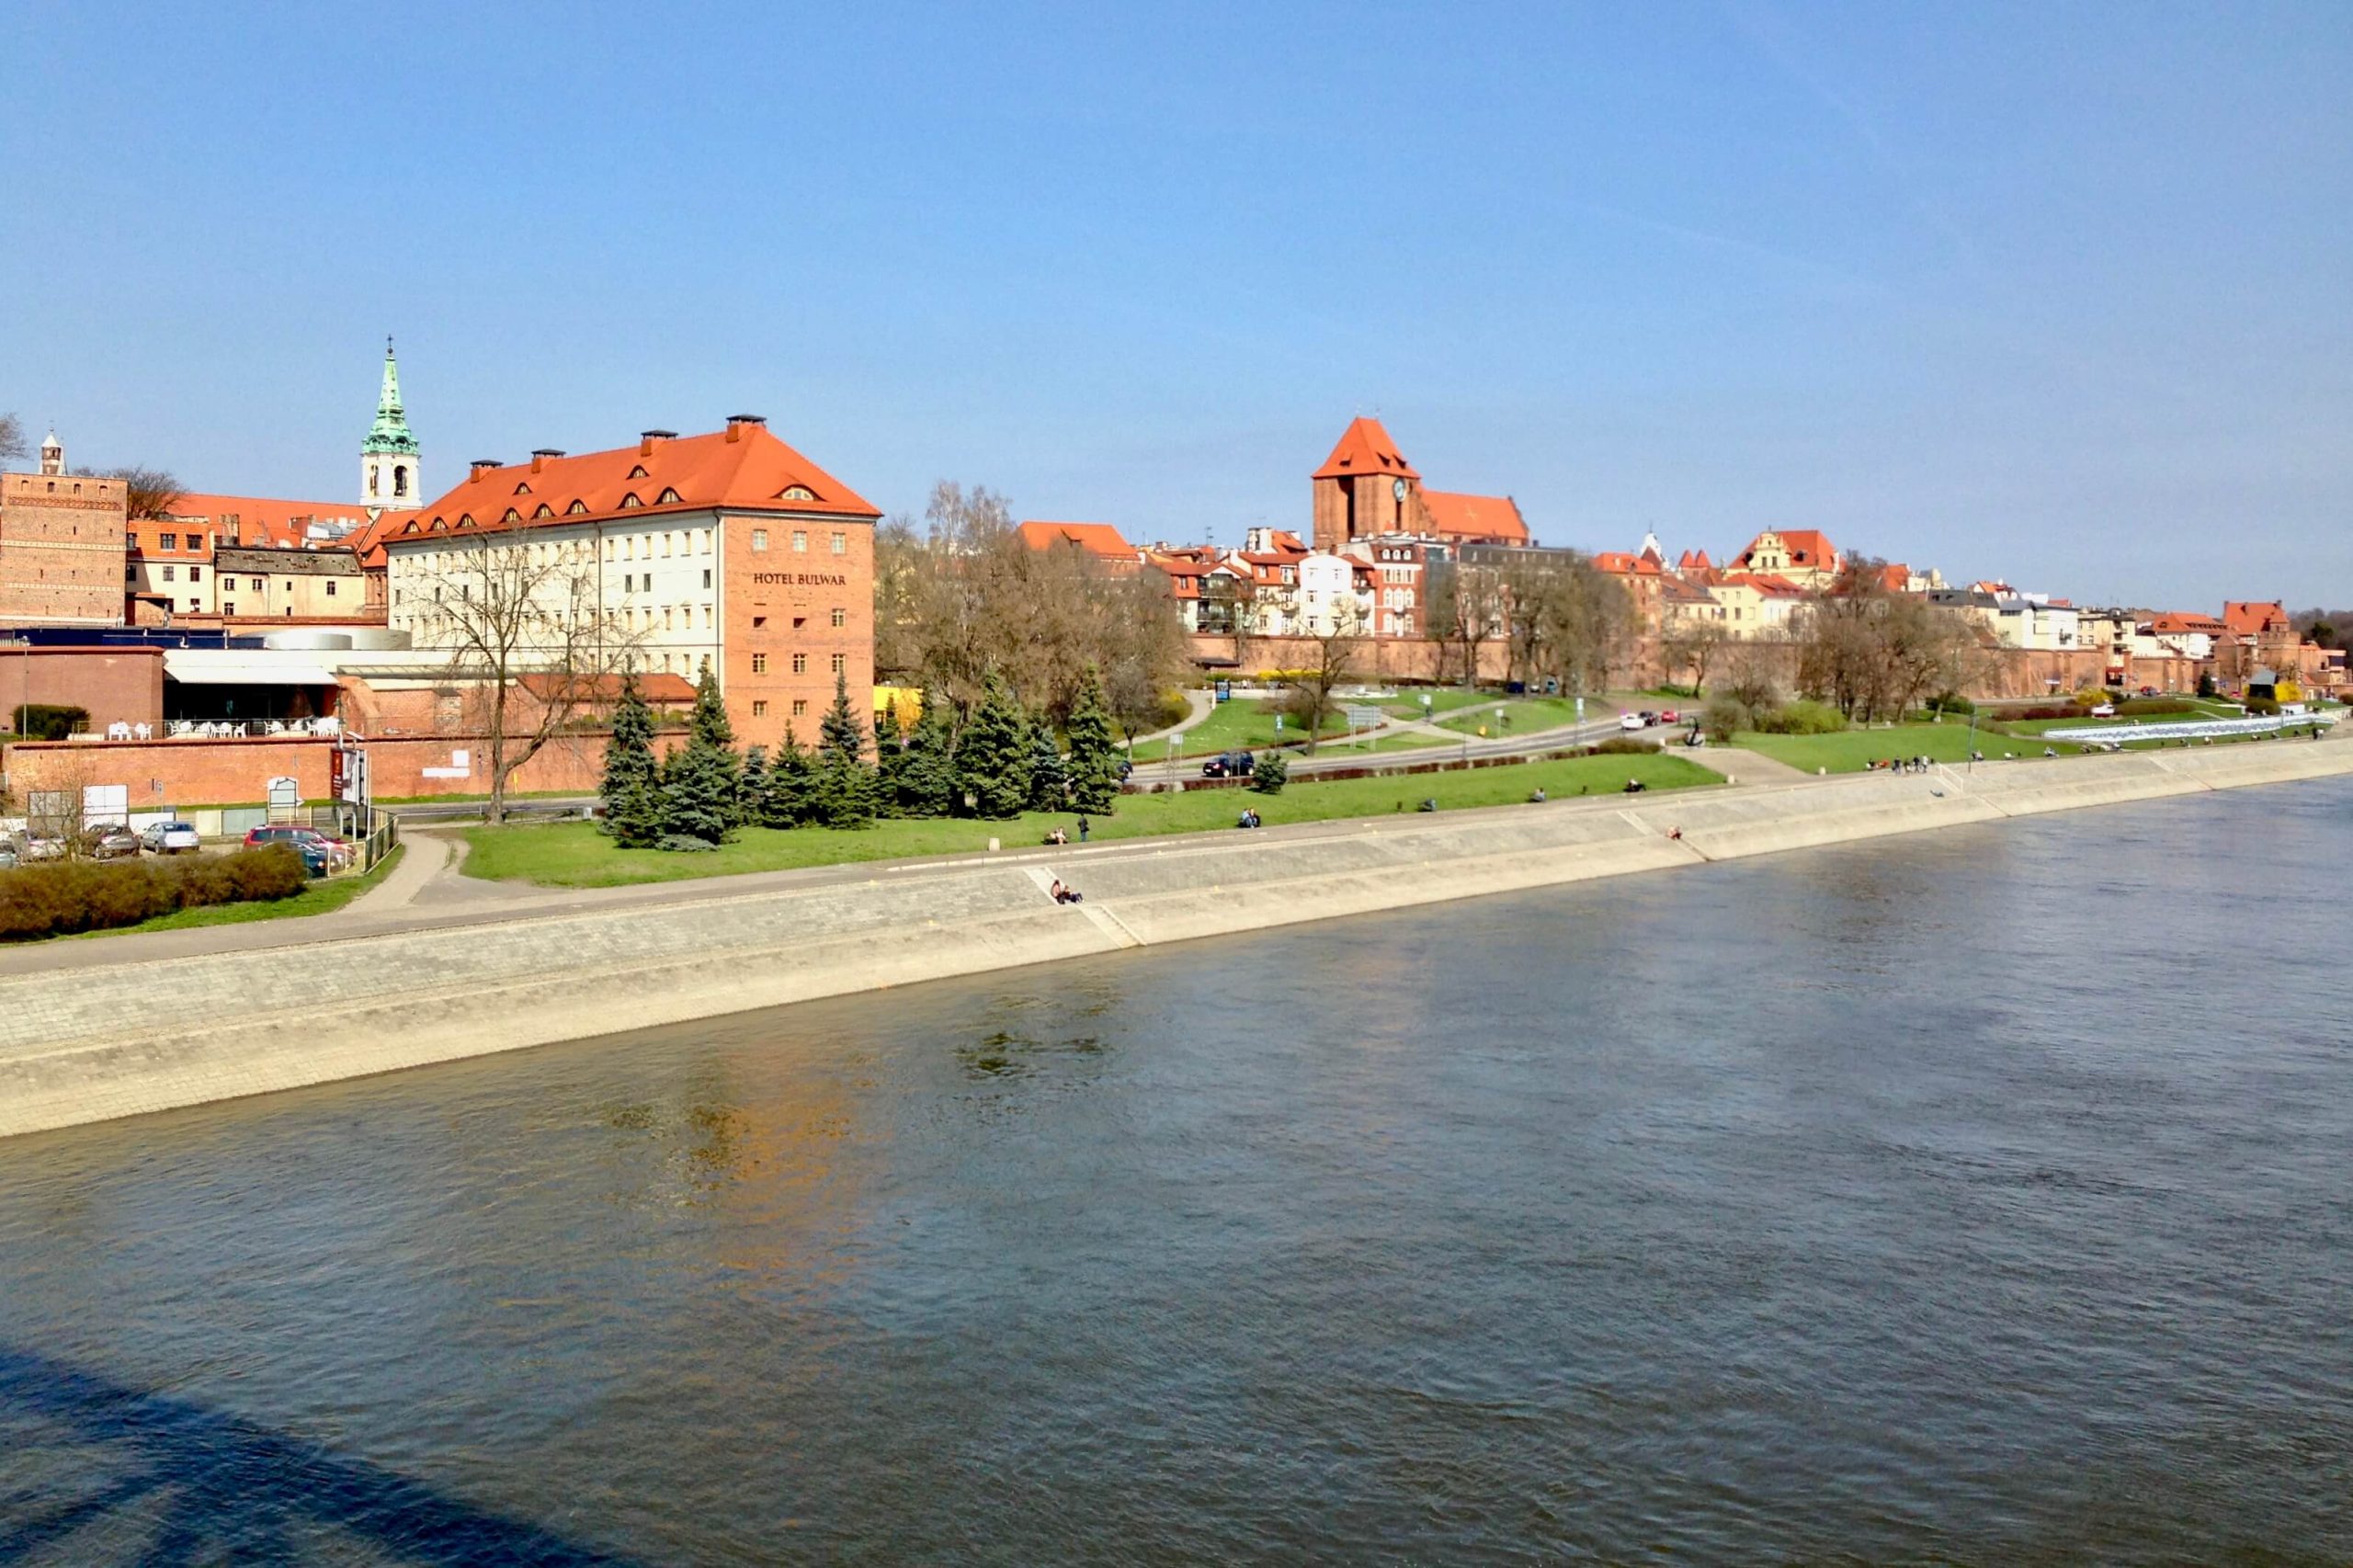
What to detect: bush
<box><xmin>1927</xmin><ymin>691</ymin><xmax>1974</xmax><ymax>716</ymax></box>
<box><xmin>10</xmin><ymin>703</ymin><xmax>88</xmax><ymax>741</ymax></box>
<box><xmin>2245</xmin><ymin>695</ymin><xmax>2282</xmax><ymax>716</ymax></box>
<box><xmin>1592</xmin><ymin>735</ymin><xmax>1660</xmax><ymax>755</ymax></box>
<box><xmin>0</xmin><ymin>846</ymin><xmax>307</xmax><ymax>941</ymax></box>
<box><xmin>1701</xmin><ymin>694</ymin><xmax>1751</xmax><ymax>743</ymax></box>
<box><xmin>1752</xmin><ymin>699</ymin><xmax>1847</xmax><ymax>735</ymax></box>
<box><xmin>654</xmin><ymin>834</ymin><xmax>719</xmax><ymax>853</ymax></box>
<box><xmin>1249</xmin><ymin>753</ymin><xmax>1289</xmax><ymax>794</ymax></box>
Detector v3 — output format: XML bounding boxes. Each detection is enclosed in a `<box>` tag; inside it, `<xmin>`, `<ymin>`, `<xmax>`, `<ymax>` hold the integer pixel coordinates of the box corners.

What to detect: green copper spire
<box><xmin>365</xmin><ymin>335</ymin><xmax>419</xmax><ymax>457</ymax></box>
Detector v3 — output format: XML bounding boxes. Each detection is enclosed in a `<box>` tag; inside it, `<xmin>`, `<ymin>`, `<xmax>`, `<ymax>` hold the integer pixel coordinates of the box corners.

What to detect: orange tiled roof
<box><xmin>1313</xmin><ymin>417</ymin><xmax>1420</xmax><ymax>481</ymax></box>
<box><xmin>1593</xmin><ymin>551</ymin><xmax>1664</xmax><ymax>576</ymax></box>
<box><xmin>1677</xmin><ymin>548</ymin><xmax>1713</xmax><ymax>572</ymax></box>
<box><xmin>160</xmin><ymin>493</ymin><xmax>374</xmax><ymax>549</ymax></box>
<box><xmin>1420</xmin><ymin>490</ymin><xmax>1529</xmax><ymax>545</ymax></box>
<box><xmin>1721</xmin><ymin>571</ymin><xmax>1809</xmax><ymax>597</ymax></box>
<box><xmin>2149</xmin><ymin>611</ymin><xmax>2227</xmax><ymax>634</ymax></box>
<box><xmin>387</xmin><ymin>422</ymin><xmax>877</xmax><ymax>548</ymax></box>
<box><xmin>1873</xmin><ymin>562</ymin><xmax>1911</xmax><ymax>593</ymax></box>
<box><xmin>1016</xmin><ymin>520</ymin><xmax>1137</xmax><ymax>560</ymax></box>
<box><xmin>1739</xmin><ymin>528</ymin><xmax>1839</xmax><ymax>570</ymax></box>
<box><xmin>2222</xmin><ymin>599</ymin><xmax>2288</xmax><ymax>636</ymax></box>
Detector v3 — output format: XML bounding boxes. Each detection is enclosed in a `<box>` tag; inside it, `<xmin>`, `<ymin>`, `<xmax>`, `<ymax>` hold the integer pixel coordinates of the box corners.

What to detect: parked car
<box><xmin>19</xmin><ymin>834</ymin><xmax>66</xmax><ymax>863</ymax></box>
<box><xmin>0</xmin><ymin>843</ymin><xmax>17</xmax><ymax>871</ymax></box>
<box><xmin>1658</xmin><ymin>709</ymin><xmax>1680</xmax><ymax>724</ymax></box>
<box><xmin>2090</xmin><ymin>701</ymin><xmax>2117</xmax><ymax>718</ymax></box>
<box><xmin>82</xmin><ymin>824</ymin><xmax>142</xmax><ymax>860</ymax></box>
<box><xmin>1637</xmin><ymin>710</ymin><xmax>1659</xmax><ymax>724</ymax></box>
<box><xmin>243</xmin><ymin>824</ymin><xmax>352</xmax><ymax>869</ymax></box>
<box><xmin>140</xmin><ymin>821</ymin><xmax>201</xmax><ymax>855</ymax></box>
<box><xmin>296</xmin><ymin>842</ymin><xmax>333</xmax><ymax>878</ymax></box>
<box><xmin>2138</xmin><ymin>685</ymin><xmax>2160</xmax><ymax>698</ymax></box>
<box><xmin>1619</xmin><ymin>712</ymin><xmax>1647</xmax><ymax>732</ymax></box>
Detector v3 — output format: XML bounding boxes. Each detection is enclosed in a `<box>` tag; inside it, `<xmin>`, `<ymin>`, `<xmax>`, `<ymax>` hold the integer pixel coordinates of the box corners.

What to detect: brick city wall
<box><xmin>2</xmin><ymin>726</ymin><xmax>684</xmax><ymax>808</ymax></box>
<box><xmin>0</xmin><ymin>646</ymin><xmax>166</xmax><ymax>729</ymax></box>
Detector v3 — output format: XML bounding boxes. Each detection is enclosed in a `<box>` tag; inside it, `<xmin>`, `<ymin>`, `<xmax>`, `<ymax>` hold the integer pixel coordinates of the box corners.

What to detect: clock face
<box><xmin>1392</xmin><ymin>478</ymin><xmax>1407</xmax><ymax>502</ymax></box>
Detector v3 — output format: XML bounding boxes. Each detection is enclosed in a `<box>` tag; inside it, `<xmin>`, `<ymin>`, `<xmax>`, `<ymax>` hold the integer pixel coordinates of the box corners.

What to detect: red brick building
<box><xmin>0</xmin><ymin>432</ymin><xmax>128</xmax><ymax>628</ymax></box>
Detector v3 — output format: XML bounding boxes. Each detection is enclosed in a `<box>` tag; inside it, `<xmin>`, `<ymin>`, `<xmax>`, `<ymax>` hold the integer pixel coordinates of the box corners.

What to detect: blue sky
<box><xmin>5</xmin><ymin>0</ymin><xmax>2347</xmax><ymax>608</ymax></box>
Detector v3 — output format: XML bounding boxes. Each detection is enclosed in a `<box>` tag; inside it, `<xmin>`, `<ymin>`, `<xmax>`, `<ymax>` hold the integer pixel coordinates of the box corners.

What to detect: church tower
<box><xmin>362</xmin><ymin>337</ymin><xmax>422</xmax><ymax>510</ymax></box>
<box><xmin>38</xmin><ymin>428</ymin><xmax>64</xmax><ymax>476</ymax></box>
<box><xmin>1311</xmin><ymin>416</ymin><xmax>1423</xmax><ymax>551</ymax></box>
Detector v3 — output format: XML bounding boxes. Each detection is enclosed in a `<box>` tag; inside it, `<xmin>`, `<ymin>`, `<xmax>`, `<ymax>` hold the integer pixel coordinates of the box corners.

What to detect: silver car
<box><xmin>140</xmin><ymin>821</ymin><xmax>202</xmax><ymax>854</ymax></box>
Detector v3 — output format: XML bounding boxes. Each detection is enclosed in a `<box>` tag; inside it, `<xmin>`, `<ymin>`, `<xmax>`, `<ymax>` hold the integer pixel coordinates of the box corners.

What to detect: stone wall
<box><xmin>0</xmin><ymin>645</ymin><xmax>165</xmax><ymax>729</ymax></box>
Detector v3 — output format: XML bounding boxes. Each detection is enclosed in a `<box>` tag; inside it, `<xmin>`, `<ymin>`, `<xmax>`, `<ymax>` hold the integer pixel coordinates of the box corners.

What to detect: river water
<box><xmin>3</xmin><ymin>780</ymin><xmax>2350</xmax><ymax>1564</ymax></box>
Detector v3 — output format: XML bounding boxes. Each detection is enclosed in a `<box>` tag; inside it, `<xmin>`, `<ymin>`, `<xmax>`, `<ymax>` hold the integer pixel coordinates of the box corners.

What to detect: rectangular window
<box><xmin>830</xmin><ymin>531</ymin><xmax>847</xmax><ymax>555</ymax></box>
<box><xmin>325</xmin><ymin>581</ymin><xmax>336</xmax><ymax>596</ymax></box>
<box><xmin>188</xmin><ymin>533</ymin><xmax>204</xmax><ymax>552</ymax></box>
<box><xmin>699</xmin><ymin>529</ymin><xmax>711</xmax><ymax>554</ymax></box>
<box><xmin>752</xmin><ymin>653</ymin><xmax>767</xmax><ymax>674</ymax></box>
<box><xmin>751</xmin><ymin>528</ymin><xmax>768</xmax><ymax>551</ymax></box>
<box><xmin>188</xmin><ymin>566</ymin><xmax>202</xmax><ymax>583</ymax></box>
<box><xmin>791</xmin><ymin>530</ymin><xmax>807</xmax><ymax>552</ymax></box>
<box><xmin>830</xmin><ymin>607</ymin><xmax>846</xmax><ymax>628</ymax></box>
<box><xmin>224</xmin><ymin>603</ymin><xmax>235</xmax><ymax>615</ymax></box>
<box><xmin>752</xmin><ymin>615</ymin><xmax>767</xmax><ymax>629</ymax></box>
<box><xmin>159</xmin><ymin>532</ymin><xmax>176</xmax><ymax>551</ymax></box>
<box><xmin>830</xmin><ymin>652</ymin><xmax>846</xmax><ymax>675</ymax></box>
<box><xmin>252</xmin><ymin>578</ymin><xmax>263</xmax><ymax>592</ymax></box>
<box><xmin>791</xmin><ymin>653</ymin><xmax>807</xmax><ymax>675</ymax></box>
<box><xmin>753</xmin><ymin>700</ymin><xmax>767</xmax><ymax>718</ymax></box>
<box><xmin>605</xmin><ymin>538</ymin><xmax>615</xmax><ymax>561</ymax></box>
<box><xmin>701</xmin><ymin>568</ymin><xmax>711</xmax><ymax>589</ymax></box>
<box><xmin>162</xmin><ymin>564</ymin><xmax>175</xmax><ymax>582</ymax></box>
<box><xmin>792</xmin><ymin>699</ymin><xmax>807</xmax><ymax>717</ymax></box>
<box><xmin>702</xmin><ymin>606</ymin><xmax>713</xmax><ymax>629</ymax></box>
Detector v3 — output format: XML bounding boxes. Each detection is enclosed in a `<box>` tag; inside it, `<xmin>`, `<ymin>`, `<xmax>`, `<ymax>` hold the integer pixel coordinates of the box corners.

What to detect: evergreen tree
<box><xmin>765</xmin><ymin>724</ymin><xmax>816</xmax><ymax>827</ymax></box>
<box><xmin>870</xmin><ymin>699</ymin><xmax>907</xmax><ymax>817</ymax></box>
<box><xmin>686</xmin><ymin>662</ymin><xmax>744</xmax><ymax>824</ymax></box>
<box><xmin>813</xmin><ymin>672</ymin><xmax>879</xmax><ymax>828</ymax></box>
<box><xmin>953</xmin><ymin>672</ymin><xmax>1033</xmax><ymax>819</ymax></box>
<box><xmin>738</xmin><ymin>744</ymin><xmax>771</xmax><ymax>827</ymax></box>
<box><xmin>598</xmin><ymin>676</ymin><xmax>665</xmax><ymax>847</ymax></box>
<box><xmin>896</xmin><ymin>687</ymin><xmax>958</xmax><ymax>817</ymax></box>
<box><xmin>1025</xmin><ymin>723</ymin><xmax>1066</xmax><ymax>812</ymax></box>
<box><xmin>659</xmin><ymin>738</ymin><xmax>735</xmax><ymax>846</ymax></box>
<box><xmin>1064</xmin><ymin>665</ymin><xmax>1122</xmax><ymax>815</ymax></box>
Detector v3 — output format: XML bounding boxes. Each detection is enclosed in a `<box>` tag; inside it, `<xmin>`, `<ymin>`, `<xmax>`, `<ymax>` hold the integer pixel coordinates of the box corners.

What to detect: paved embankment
<box><xmin>3</xmin><ymin>739</ymin><xmax>2347</xmax><ymax>1140</ymax></box>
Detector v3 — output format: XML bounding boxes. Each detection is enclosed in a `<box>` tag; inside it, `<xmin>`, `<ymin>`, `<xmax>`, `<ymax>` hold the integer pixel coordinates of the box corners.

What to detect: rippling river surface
<box><xmin>4</xmin><ymin>780</ymin><xmax>2351</xmax><ymax>1564</ymax></box>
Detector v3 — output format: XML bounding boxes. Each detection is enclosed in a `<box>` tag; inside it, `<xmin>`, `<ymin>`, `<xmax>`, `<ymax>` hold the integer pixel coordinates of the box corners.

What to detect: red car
<box><xmin>1658</xmin><ymin>708</ymin><xmax>1680</xmax><ymax>724</ymax></box>
<box><xmin>243</xmin><ymin>824</ymin><xmax>353</xmax><ymax>869</ymax></box>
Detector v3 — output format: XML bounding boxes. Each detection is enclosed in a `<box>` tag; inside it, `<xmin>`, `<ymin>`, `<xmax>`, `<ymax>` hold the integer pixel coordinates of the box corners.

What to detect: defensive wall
<box><xmin>1</xmin><ymin>738</ymin><xmax>2348</xmax><ymax>1140</ymax></box>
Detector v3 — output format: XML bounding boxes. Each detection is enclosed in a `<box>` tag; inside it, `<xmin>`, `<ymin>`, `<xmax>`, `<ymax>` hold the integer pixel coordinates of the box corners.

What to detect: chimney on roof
<box><xmin>724</xmin><ymin>414</ymin><xmax>767</xmax><ymax>443</ymax></box>
<box><xmin>530</xmin><ymin>448</ymin><xmax>564</xmax><ymax>473</ymax></box>
<box><xmin>639</xmin><ymin>428</ymin><xmax>677</xmax><ymax>457</ymax></box>
<box><xmin>469</xmin><ymin>459</ymin><xmax>502</xmax><ymax>481</ymax></box>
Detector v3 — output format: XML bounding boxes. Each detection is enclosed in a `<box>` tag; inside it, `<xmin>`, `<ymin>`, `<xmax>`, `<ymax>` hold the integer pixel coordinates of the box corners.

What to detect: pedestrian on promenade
<box><xmin>1078</xmin><ymin>815</ymin><xmax>1091</xmax><ymax>842</ymax></box>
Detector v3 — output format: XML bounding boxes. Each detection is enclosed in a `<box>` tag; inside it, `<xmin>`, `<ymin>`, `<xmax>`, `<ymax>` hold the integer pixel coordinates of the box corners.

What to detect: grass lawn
<box><xmin>1378</xmin><ymin>687</ymin><xmax>1500</xmax><ymax>721</ymax></box>
<box><xmin>1434</xmin><ymin>696</ymin><xmax>1595</xmax><ymax>735</ymax></box>
<box><xmin>1126</xmin><ymin>699</ymin><xmax>1347</xmax><ymax>762</ymax></box>
<box><xmin>1732</xmin><ymin>722</ymin><xmax>2084</xmax><ymax>774</ymax></box>
<box><xmin>458</xmin><ymin>754</ymin><xmax>1722</xmax><ymax>888</ymax></box>
<box><xmin>63</xmin><ymin>846</ymin><xmax>407</xmax><ymax>940</ymax></box>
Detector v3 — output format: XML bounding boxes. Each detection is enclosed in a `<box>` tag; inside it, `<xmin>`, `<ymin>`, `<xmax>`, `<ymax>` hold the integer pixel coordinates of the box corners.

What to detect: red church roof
<box><xmin>163</xmin><ymin>493</ymin><xmax>374</xmax><ymax>548</ymax></box>
<box><xmin>1016</xmin><ymin>520</ymin><xmax>1137</xmax><ymax>561</ymax></box>
<box><xmin>386</xmin><ymin>420</ymin><xmax>877</xmax><ymax>547</ymax></box>
<box><xmin>2222</xmin><ymin>600</ymin><xmax>2288</xmax><ymax>636</ymax></box>
<box><xmin>1421</xmin><ymin>490</ymin><xmax>1529</xmax><ymax>545</ymax></box>
<box><xmin>1313</xmin><ymin>417</ymin><xmax>1420</xmax><ymax>481</ymax></box>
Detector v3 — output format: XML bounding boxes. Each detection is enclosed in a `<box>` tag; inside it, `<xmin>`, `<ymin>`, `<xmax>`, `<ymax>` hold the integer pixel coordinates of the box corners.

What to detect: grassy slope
<box><xmin>1126</xmin><ymin>699</ymin><xmax>1348</xmax><ymax>762</ymax></box>
<box><xmin>63</xmin><ymin>846</ymin><xmax>407</xmax><ymax>940</ymax></box>
<box><xmin>1731</xmin><ymin>722</ymin><xmax>2078</xmax><ymax>773</ymax></box>
<box><xmin>459</xmin><ymin>754</ymin><xmax>1721</xmax><ymax>889</ymax></box>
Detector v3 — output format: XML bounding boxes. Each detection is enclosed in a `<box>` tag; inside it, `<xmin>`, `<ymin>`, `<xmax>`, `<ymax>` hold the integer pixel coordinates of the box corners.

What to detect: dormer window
<box><xmin>628</xmin><ymin>464</ymin><xmax>650</xmax><ymax>480</ymax></box>
<box><xmin>513</xmin><ymin>482</ymin><xmax>531</xmax><ymax>495</ymax></box>
<box><xmin>534</xmin><ymin>504</ymin><xmax>554</xmax><ymax>518</ymax></box>
<box><xmin>566</xmin><ymin>500</ymin><xmax>588</xmax><ymax>515</ymax></box>
<box><xmin>656</xmin><ymin>487</ymin><xmax>682</xmax><ymax>505</ymax></box>
<box><xmin>503</xmin><ymin>508</ymin><xmax>521</xmax><ymax>523</ymax></box>
<box><xmin>619</xmin><ymin>493</ymin><xmax>644</xmax><ymax>510</ymax></box>
<box><xmin>779</xmin><ymin>485</ymin><xmax>817</xmax><ymax>502</ymax></box>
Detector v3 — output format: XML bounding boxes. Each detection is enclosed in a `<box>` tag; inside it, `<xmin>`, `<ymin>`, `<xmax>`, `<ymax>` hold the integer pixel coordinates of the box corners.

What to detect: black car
<box><xmin>1200</xmin><ymin>750</ymin><xmax>1256</xmax><ymax>779</ymax></box>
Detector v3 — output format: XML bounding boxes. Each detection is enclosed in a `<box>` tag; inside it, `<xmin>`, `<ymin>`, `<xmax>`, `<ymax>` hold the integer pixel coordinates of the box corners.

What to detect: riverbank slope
<box><xmin>3</xmin><ymin>739</ymin><xmax>2347</xmax><ymax>1140</ymax></box>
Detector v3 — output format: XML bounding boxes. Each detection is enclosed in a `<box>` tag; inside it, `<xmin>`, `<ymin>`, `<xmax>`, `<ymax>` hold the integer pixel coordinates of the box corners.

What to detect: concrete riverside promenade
<box><xmin>3</xmin><ymin>737</ymin><xmax>2349</xmax><ymax>1140</ymax></box>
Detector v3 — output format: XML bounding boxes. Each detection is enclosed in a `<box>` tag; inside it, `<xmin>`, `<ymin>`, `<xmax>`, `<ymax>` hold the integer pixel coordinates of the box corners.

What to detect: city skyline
<box><xmin>6</xmin><ymin>1</ymin><xmax>2347</xmax><ymax>608</ymax></box>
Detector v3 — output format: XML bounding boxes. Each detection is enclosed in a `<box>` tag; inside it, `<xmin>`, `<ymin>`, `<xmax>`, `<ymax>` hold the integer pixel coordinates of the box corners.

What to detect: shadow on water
<box><xmin>0</xmin><ymin>1346</ymin><xmax>635</xmax><ymax>1566</ymax></box>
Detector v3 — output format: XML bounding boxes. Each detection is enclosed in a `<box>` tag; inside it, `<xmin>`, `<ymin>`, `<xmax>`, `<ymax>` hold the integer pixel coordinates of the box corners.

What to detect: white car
<box><xmin>141</xmin><ymin>821</ymin><xmax>201</xmax><ymax>854</ymax></box>
<box><xmin>1619</xmin><ymin>712</ymin><xmax>1646</xmax><ymax>731</ymax></box>
<box><xmin>2089</xmin><ymin>701</ymin><xmax>2117</xmax><ymax>718</ymax></box>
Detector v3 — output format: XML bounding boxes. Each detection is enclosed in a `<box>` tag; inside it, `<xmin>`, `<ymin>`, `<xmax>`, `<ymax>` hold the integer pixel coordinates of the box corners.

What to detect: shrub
<box><xmin>1752</xmin><ymin>699</ymin><xmax>1847</xmax><ymax>735</ymax></box>
<box><xmin>654</xmin><ymin>834</ymin><xmax>720</xmax><ymax>853</ymax></box>
<box><xmin>1926</xmin><ymin>691</ymin><xmax>1974</xmax><ymax>716</ymax></box>
<box><xmin>1701</xmin><ymin>694</ymin><xmax>1751</xmax><ymax>743</ymax></box>
<box><xmin>1592</xmin><ymin>735</ymin><xmax>1660</xmax><ymax>755</ymax></box>
<box><xmin>2245</xmin><ymin>695</ymin><xmax>2282</xmax><ymax>716</ymax></box>
<box><xmin>1249</xmin><ymin>753</ymin><xmax>1289</xmax><ymax>794</ymax></box>
<box><xmin>10</xmin><ymin>703</ymin><xmax>88</xmax><ymax>741</ymax></box>
<box><xmin>0</xmin><ymin>846</ymin><xmax>307</xmax><ymax>941</ymax></box>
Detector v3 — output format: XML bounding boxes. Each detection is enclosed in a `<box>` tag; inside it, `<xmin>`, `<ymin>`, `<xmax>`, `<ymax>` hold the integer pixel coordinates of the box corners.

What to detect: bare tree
<box><xmin>1659</xmin><ymin>617</ymin><xmax>1731</xmax><ymax>697</ymax></box>
<box><xmin>1281</xmin><ymin>606</ymin><xmax>1362</xmax><ymax>753</ymax></box>
<box><xmin>103</xmin><ymin>466</ymin><xmax>184</xmax><ymax>520</ymax></box>
<box><xmin>1427</xmin><ymin>558</ymin><xmax>1505</xmax><ymax>687</ymax></box>
<box><xmin>415</xmin><ymin>534</ymin><xmax>638</xmax><ymax>824</ymax></box>
<box><xmin>0</xmin><ymin>414</ymin><xmax>26</xmax><ymax>466</ymax></box>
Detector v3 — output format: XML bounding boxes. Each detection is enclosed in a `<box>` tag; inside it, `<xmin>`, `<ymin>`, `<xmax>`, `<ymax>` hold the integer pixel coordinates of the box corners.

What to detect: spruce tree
<box><xmin>896</xmin><ymin>687</ymin><xmax>958</xmax><ymax>817</ymax></box>
<box><xmin>1064</xmin><ymin>665</ymin><xmax>1122</xmax><ymax>815</ymax></box>
<box><xmin>953</xmin><ymin>672</ymin><xmax>1033</xmax><ymax>819</ymax></box>
<box><xmin>659</xmin><ymin>739</ymin><xmax>734</xmax><ymax>846</ymax></box>
<box><xmin>738</xmin><ymin>744</ymin><xmax>771</xmax><ymax>828</ymax></box>
<box><xmin>766</xmin><ymin>724</ymin><xmax>816</xmax><ymax>827</ymax></box>
<box><xmin>686</xmin><ymin>662</ymin><xmax>744</xmax><ymax>824</ymax></box>
<box><xmin>813</xmin><ymin>672</ymin><xmax>879</xmax><ymax>828</ymax></box>
<box><xmin>599</xmin><ymin>676</ymin><xmax>665</xmax><ymax>847</ymax></box>
<box><xmin>1026</xmin><ymin>723</ymin><xmax>1067</xmax><ymax>812</ymax></box>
